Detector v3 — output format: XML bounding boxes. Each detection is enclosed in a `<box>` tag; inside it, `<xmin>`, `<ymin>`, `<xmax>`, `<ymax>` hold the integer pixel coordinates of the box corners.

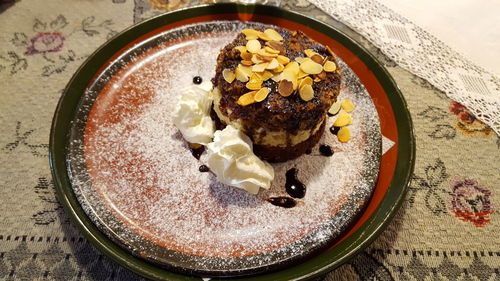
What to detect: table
<box><xmin>0</xmin><ymin>0</ymin><xmax>498</xmax><ymax>280</ymax></box>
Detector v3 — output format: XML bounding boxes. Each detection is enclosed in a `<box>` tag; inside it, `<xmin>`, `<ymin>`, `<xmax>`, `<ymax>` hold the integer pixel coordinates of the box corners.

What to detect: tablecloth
<box><xmin>0</xmin><ymin>0</ymin><xmax>499</xmax><ymax>280</ymax></box>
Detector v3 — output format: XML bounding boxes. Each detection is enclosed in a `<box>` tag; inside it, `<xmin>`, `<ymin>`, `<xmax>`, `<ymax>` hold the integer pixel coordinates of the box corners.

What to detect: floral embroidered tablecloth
<box><xmin>0</xmin><ymin>0</ymin><xmax>498</xmax><ymax>280</ymax></box>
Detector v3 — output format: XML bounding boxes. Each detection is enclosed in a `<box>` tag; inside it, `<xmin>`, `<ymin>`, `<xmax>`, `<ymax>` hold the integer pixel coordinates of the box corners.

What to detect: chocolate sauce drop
<box><xmin>329</xmin><ymin>125</ymin><xmax>340</xmax><ymax>135</ymax></box>
<box><xmin>189</xmin><ymin>146</ymin><xmax>205</xmax><ymax>160</ymax></box>
<box><xmin>319</xmin><ymin>144</ymin><xmax>334</xmax><ymax>157</ymax></box>
<box><xmin>305</xmin><ymin>148</ymin><xmax>312</xmax><ymax>154</ymax></box>
<box><xmin>267</xmin><ymin>197</ymin><xmax>297</xmax><ymax>208</ymax></box>
<box><xmin>199</xmin><ymin>165</ymin><xmax>210</xmax><ymax>172</ymax></box>
<box><xmin>285</xmin><ymin>168</ymin><xmax>306</xmax><ymax>198</ymax></box>
<box><xmin>193</xmin><ymin>76</ymin><xmax>202</xmax><ymax>84</ymax></box>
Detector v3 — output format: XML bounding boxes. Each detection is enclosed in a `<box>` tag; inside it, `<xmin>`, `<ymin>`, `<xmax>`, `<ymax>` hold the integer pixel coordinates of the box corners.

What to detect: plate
<box><xmin>50</xmin><ymin>3</ymin><xmax>415</xmax><ymax>280</ymax></box>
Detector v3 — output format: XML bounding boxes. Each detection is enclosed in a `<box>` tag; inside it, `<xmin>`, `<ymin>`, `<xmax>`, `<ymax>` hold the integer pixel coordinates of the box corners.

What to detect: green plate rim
<box><xmin>49</xmin><ymin>3</ymin><xmax>415</xmax><ymax>281</ymax></box>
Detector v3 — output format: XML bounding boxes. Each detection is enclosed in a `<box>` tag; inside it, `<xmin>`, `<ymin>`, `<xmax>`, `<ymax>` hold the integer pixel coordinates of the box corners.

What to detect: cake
<box><xmin>211</xmin><ymin>27</ymin><xmax>341</xmax><ymax>162</ymax></box>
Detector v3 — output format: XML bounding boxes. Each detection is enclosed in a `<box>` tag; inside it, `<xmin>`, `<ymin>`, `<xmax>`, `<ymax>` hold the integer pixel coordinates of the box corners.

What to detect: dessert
<box><xmin>211</xmin><ymin>27</ymin><xmax>342</xmax><ymax>162</ymax></box>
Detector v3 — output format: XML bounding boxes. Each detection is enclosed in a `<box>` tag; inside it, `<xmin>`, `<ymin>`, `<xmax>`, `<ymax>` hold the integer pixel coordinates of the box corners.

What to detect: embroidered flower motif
<box><xmin>449</xmin><ymin>179</ymin><xmax>493</xmax><ymax>227</ymax></box>
<box><xmin>24</xmin><ymin>32</ymin><xmax>65</xmax><ymax>56</ymax></box>
<box><xmin>449</xmin><ymin>101</ymin><xmax>492</xmax><ymax>137</ymax></box>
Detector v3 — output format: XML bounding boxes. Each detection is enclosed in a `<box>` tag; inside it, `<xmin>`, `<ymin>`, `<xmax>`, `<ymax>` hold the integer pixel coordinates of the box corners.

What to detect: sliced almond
<box><xmin>246</xmin><ymin>39</ymin><xmax>261</xmax><ymax>53</ymax></box>
<box><xmin>260</xmin><ymin>71</ymin><xmax>274</xmax><ymax>81</ymax></box>
<box><xmin>234</xmin><ymin>46</ymin><xmax>247</xmax><ymax>53</ymax></box>
<box><xmin>254</xmin><ymin>87</ymin><xmax>271</xmax><ymax>102</ymax></box>
<box><xmin>314</xmin><ymin>77</ymin><xmax>321</xmax><ymax>82</ymax></box>
<box><xmin>266</xmin><ymin>41</ymin><xmax>285</xmax><ymax>54</ymax></box>
<box><xmin>323</xmin><ymin>60</ymin><xmax>337</xmax><ymax>72</ymax></box>
<box><xmin>256</xmin><ymin>54</ymin><xmax>273</xmax><ymax>62</ymax></box>
<box><xmin>304</xmin><ymin>49</ymin><xmax>317</xmax><ymax>58</ymax></box>
<box><xmin>326</xmin><ymin>45</ymin><xmax>335</xmax><ymax>57</ymax></box>
<box><xmin>264</xmin><ymin>29</ymin><xmax>283</xmax><ymax>41</ymax></box>
<box><xmin>341</xmin><ymin>99</ymin><xmax>355</xmax><ymax>112</ymax></box>
<box><xmin>242</xmin><ymin>29</ymin><xmax>260</xmax><ymax>40</ymax></box>
<box><xmin>337</xmin><ymin>126</ymin><xmax>350</xmax><ymax>143</ymax></box>
<box><xmin>241</xmin><ymin>60</ymin><xmax>253</xmax><ymax>66</ymax></box>
<box><xmin>297</xmin><ymin>70</ymin><xmax>309</xmax><ymax>79</ymax></box>
<box><xmin>252</xmin><ymin>62</ymin><xmax>268</xmax><ymax>73</ymax></box>
<box><xmin>316</xmin><ymin>70</ymin><xmax>327</xmax><ymax>80</ymax></box>
<box><xmin>333</xmin><ymin>110</ymin><xmax>353</xmax><ymax>127</ymax></box>
<box><xmin>240</xmin><ymin>51</ymin><xmax>252</xmax><ymax>60</ymax></box>
<box><xmin>266</xmin><ymin>58</ymin><xmax>279</xmax><ymax>70</ymax></box>
<box><xmin>299</xmin><ymin>84</ymin><xmax>314</xmax><ymax>101</ymax></box>
<box><xmin>237</xmin><ymin>91</ymin><xmax>257</xmax><ymax>106</ymax></box>
<box><xmin>278</xmin><ymin>80</ymin><xmax>294</xmax><ymax>97</ymax></box>
<box><xmin>257</xmin><ymin>31</ymin><xmax>272</xmax><ymax>41</ymax></box>
<box><xmin>238</xmin><ymin>64</ymin><xmax>253</xmax><ymax>78</ymax></box>
<box><xmin>283</xmin><ymin>61</ymin><xmax>300</xmax><ymax>75</ymax></box>
<box><xmin>295</xmin><ymin>57</ymin><xmax>306</xmax><ymax>64</ymax></box>
<box><xmin>273</xmin><ymin>63</ymin><xmax>285</xmax><ymax>73</ymax></box>
<box><xmin>235</xmin><ymin>66</ymin><xmax>250</xmax><ymax>82</ymax></box>
<box><xmin>222</xmin><ymin>68</ymin><xmax>235</xmax><ymax>83</ymax></box>
<box><xmin>280</xmin><ymin>71</ymin><xmax>298</xmax><ymax>90</ymax></box>
<box><xmin>264</xmin><ymin>46</ymin><xmax>280</xmax><ymax>54</ymax></box>
<box><xmin>300</xmin><ymin>58</ymin><xmax>323</xmax><ymax>74</ymax></box>
<box><xmin>251</xmin><ymin>54</ymin><xmax>263</xmax><ymax>64</ymax></box>
<box><xmin>328</xmin><ymin>101</ymin><xmax>341</xmax><ymax>115</ymax></box>
<box><xmin>257</xmin><ymin>48</ymin><xmax>278</xmax><ymax>58</ymax></box>
<box><xmin>311</xmin><ymin>54</ymin><xmax>323</xmax><ymax>64</ymax></box>
<box><xmin>298</xmin><ymin>76</ymin><xmax>313</xmax><ymax>89</ymax></box>
<box><xmin>246</xmin><ymin>80</ymin><xmax>262</xmax><ymax>90</ymax></box>
<box><xmin>276</xmin><ymin>55</ymin><xmax>290</xmax><ymax>65</ymax></box>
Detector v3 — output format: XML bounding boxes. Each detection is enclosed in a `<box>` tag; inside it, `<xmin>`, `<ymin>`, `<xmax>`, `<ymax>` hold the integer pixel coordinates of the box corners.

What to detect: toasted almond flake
<box><xmin>278</xmin><ymin>80</ymin><xmax>294</xmax><ymax>97</ymax></box>
<box><xmin>333</xmin><ymin>110</ymin><xmax>353</xmax><ymax>127</ymax></box>
<box><xmin>241</xmin><ymin>60</ymin><xmax>253</xmax><ymax>66</ymax></box>
<box><xmin>264</xmin><ymin>46</ymin><xmax>280</xmax><ymax>54</ymax></box>
<box><xmin>266</xmin><ymin>58</ymin><xmax>279</xmax><ymax>70</ymax></box>
<box><xmin>328</xmin><ymin>101</ymin><xmax>341</xmax><ymax>115</ymax></box>
<box><xmin>304</xmin><ymin>49</ymin><xmax>317</xmax><ymax>58</ymax></box>
<box><xmin>337</xmin><ymin>127</ymin><xmax>350</xmax><ymax>143</ymax></box>
<box><xmin>273</xmin><ymin>64</ymin><xmax>285</xmax><ymax>73</ymax></box>
<box><xmin>316</xmin><ymin>71</ymin><xmax>327</xmax><ymax>80</ymax></box>
<box><xmin>298</xmin><ymin>76</ymin><xmax>313</xmax><ymax>89</ymax></box>
<box><xmin>246</xmin><ymin>39</ymin><xmax>261</xmax><ymax>53</ymax></box>
<box><xmin>242</xmin><ymin>29</ymin><xmax>260</xmax><ymax>40</ymax></box>
<box><xmin>234</xmin><ymin>46</ymin><xmax>247</xmax><ymax>53</ymax></box>
<box><xmin>257</xmin><ymin>32</ymin><xmax>272</xmax><ymax>41</ymax></box>
<box><xmin>235</xmin><ymin>66</ymin><xmax>250</xmax><ymax>82</ymax></box>
<box><xmin>222</xmin><ymin>68</ymin><xmax>235</xmax><ymax>83</ymax></box>
<box><xmin>314</xmin><ymin>77</ymin><xmax>321</xmax><ymax>82</ymax></box>
<box><xmin>254</xmin><ymin>87</ymin><xmax>271</xmax><ymax>102</ymax></box>
<box><xmin>271</xmin><ymin>73</ymin><xmax>282</xmax><ymax>82</ymax></box>
<box><xmin>266</xmin><ymin>41</ymin><xmax>285</xmax><ymax>54</ymax></box>
<box><xmin>326</xmin><ymin>45</ymin><xmax>335</xmax><ymax>57</ymax></box>
<box><xmin>237</xmin><ymin>91</ymin><xmax>257</xmax><ymax>106</ymax></box>
<box><xmin>341</xmin><ymin>99</ymin><xmax>355</xmax><ymax>112</ymax></box>
<box><xmin>256</xmin><ymin>54</ymin><xmax>273</xmax><ymax>62</ymax></box>
<box><xmin>300</xmin><ymin>59</ymin><xmax>323</xmax><ymax>74</ymax></box>
<box><xmin>276</xmin><ymin>55</ymin><xmax>290</xmax><ymax>65</ymax></box>
<box><xmin>240</xmin><ymin>51</ymin><xmax>252</xmax><ymax>60</ymax></box>
<box><xmin>323</xmin><ymin>60</ymin><xmax>337</xmax><ymax>72</ymax></box>
<box><xmin>264</xmin><ymin>29</ymin><xmax>283</xmax><ymax>41</ymax></box>
<box><xmin>297</xmin><ymin>70</ymin><xmax>309</xmax><ymax>79</ymax></box>
<box><xmin>252</xmin><ymin>62</ymin><xmax>268</xmax><ymax>72</ymax></box>
<box><xmin>238</xmin><ymin>64</ymin><xmax>253</xmax><ymax>77</ymax></box>
<box><xmin>299</xmin><ymin>84</ymin><xmax>314</xmax><ymax>101</ymax></box>
<box><xmin>280</xmin><ymin>71</ymin><xmax>298</xmax><ymax>89</ymax></box>
<box><xmin>246</xmin><ymin>81</ymin><xmax>262</xmax><ymax>90</ymax></box>
<box><xmin>295</xmin><ymin>57</ymin><xmax>306</xmax><ymax>64</ymax></box>
<box><xmin>251</xmin><ymin>54</ymin><xmax>263</xmax><ymax>64</ymax></box>
<box><xmin>283</xmin><ymin>61</ymin><xmax>300</xmax><ymax>75</ymax></box>
<box><xmin>311</xmin><ymin>54</ymin><xmax>323</xmax><ymax>64</ymax></box>
<box><xmin>260</xmin><ymin>71</ymin><xmax>274</xmax><ymax>80</ymax></box>
<box><xmin>257</xmin><ymin>48</ymin><xmax>278</xmax><ymax>58</ymax></box>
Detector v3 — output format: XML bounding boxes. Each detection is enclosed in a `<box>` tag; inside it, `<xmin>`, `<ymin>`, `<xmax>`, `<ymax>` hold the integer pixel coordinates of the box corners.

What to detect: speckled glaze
<box><xmin>66</xmin><ymin>21</ymin><xmax>381</xmax><ymax>276</ymax></box>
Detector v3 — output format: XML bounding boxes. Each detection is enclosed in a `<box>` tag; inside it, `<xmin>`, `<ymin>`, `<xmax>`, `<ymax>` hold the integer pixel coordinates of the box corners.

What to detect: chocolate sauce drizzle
<box><xmin>285</xmin><ymin>168</ymin><xmax>306</xmax><ymax>198</ymax></box>
<box><xmin>192</xmin><ymin>76</ymin><xmax>202</xmax><ymax>84</ymax></box>
<box><xmin>319</xmin><ymin>144</ymin><xmax>334</xmax><ymax>157</ymax></box>
<box><xmin>189</xmin><ymin>146</ymin><xmax>205</xmax><ymax>160</ymax></box>
<box><xmin>198</xmin><ymin>165</ymin><xmax>210</xmax><ymax>172</ymax></box>
<box><xmin>329</xmin><ymin>125</ymin><xmax>340</xmax><ymax>135</ymax></box>
<box><xmin>267</xmin><ymin>197</ymin><xmax>297</xmax><ymax>208</ymax></box>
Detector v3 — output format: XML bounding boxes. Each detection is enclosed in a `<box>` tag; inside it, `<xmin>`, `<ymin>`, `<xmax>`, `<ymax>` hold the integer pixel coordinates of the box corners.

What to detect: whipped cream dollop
<box><xmin>206</xmin><ymin>125</ymin><xmax>275</xmax><ymax>194</ymax></box>
<box><xmin>172</xmin><ymin>81</ymin><xmax>215</xmax><ymax>145</ymax></box>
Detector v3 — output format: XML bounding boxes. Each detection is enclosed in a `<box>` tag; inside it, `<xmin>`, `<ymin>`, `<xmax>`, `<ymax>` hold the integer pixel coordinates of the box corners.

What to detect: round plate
<box><xmin>50</xmin><ymin>3</ymin><xmax>415</xmax><ymax>281</ymax></box>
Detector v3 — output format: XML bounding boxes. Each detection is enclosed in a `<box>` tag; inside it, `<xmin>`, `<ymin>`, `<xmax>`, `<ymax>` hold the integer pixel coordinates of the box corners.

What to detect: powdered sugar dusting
<box><xmin>67</xmin><ymin>21</ymin><xmax>381</xmax><ymax>274</ymax></box>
